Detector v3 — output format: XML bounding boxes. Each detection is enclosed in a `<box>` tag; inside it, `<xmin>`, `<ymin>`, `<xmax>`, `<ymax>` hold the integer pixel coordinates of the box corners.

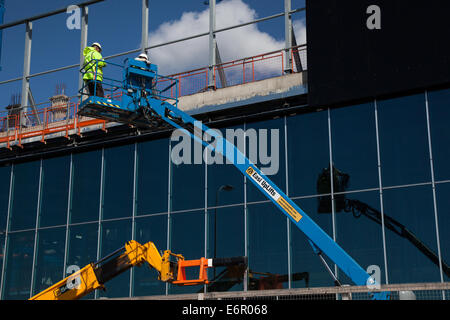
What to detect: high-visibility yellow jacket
<box><xmin>83</xmin><ymin>47</ymin><xmax>106</xmax><ymax>82</ymax></box>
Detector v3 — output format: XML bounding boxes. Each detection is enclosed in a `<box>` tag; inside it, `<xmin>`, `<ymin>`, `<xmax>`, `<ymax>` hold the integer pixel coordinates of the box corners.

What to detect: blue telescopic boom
<box><xmin>78</xmin><ymin>59</ymin><xmax>389</xmax><ymax>300</ymax></box>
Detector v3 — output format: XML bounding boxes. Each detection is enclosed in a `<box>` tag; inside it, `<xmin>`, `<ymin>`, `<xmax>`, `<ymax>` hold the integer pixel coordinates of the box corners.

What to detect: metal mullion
<box><xmin>424</xmin><ymin>90</ymin><xmax>445</xmax><ymax>300</ymax></box>
<box><xmin>63</xmin><ymin>154</ymin><xmax>74</xmax><ymax>279</ymax></box>
<box><xmin>374</xmin><ymin>99</ymin><xmax>389</xmax><ymax>285</ymax></box>
<box><xmin>129</xmin><ymin>142</ymin><xmax>138</xmax><ymax>298</ymax></box>
<box><xmin>204</xmin><ymin>143</ymin><xmax>208</xmax><ymax>294</ymax></box>
<box><xmin>243</xmin><ymin>121</ymin><xmax>248</xmax><ymax>292</ymax></box>
<box><xmin>94</xmin><ymin>147</ymin><xmax>105</xmax><ymax>300</ymax></box>
<box><xmin>0</xmin><ymin>164</ymin><xmax>14</xmax><ymax>299</ymax></box>
<box><xmin>284</xmin><ymin>115</ymin><xmax>291</xmax><ymax>289</ymax></box>
<box><xmin>29</xmin><ymin>158</ymin><xmax>43</xmax><ymax>298</ymax></box>
<box><xmin>166</xmin><ymin>140</ymin><xmax>172</xmax><ymax>296</ymax></box>
<box><xmin>327</xmin><ymin>108</ymin><xmax>338</xmax><ymax>282</ymax></box>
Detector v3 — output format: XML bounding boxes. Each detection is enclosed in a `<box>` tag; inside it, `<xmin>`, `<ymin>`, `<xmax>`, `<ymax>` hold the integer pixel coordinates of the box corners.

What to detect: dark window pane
<box><xmin>98</xmin><ymin>219</ymin><xmax>132</xmax><ymax>298</ymax></box>
<box><xmin>66</xmin><ymin>223</ymin><xmax>99</xmax><ymax>300</ymax></box>
<box><xmin>0</xmin><ymin>165</ymin><xmax>11</xmax><ymax>232</ymax></box>
<box><xmin>334</xmin><ymin>191</ymin><xmax>386</xmax><ymax>285</ymax></box>
<box><xmin>3</xmin><ymin>231</ymin><xmax>34</xmax><ymax>300</ymax></box>
<box><xmin>207</xmin><ymin>125</ymin><xmax>244</xmax><ymax>207</ymax></box>
<box><xmin>136</xmin><ymin>139</ymin><xmax>169</xmax><ymax>215</ymax></box>
<box><xmin>133</xmin><ymin>214</ymin><xmax>168</xmax><ymax>296</ymax></box>
<box><xmin>40</xmin><ymin>156</ymin><xmax>70</xmax><ymax>228</ymax></box>
<box><xmin>246</xmin><ymin>118</ymin><xmax>286</xmax><ymax>202</ymax></box>
<box><xmin>331</xmin><ymin>103</ymin><xmax>379</xmax><ymax>191</ymax></box>
<box><xmin>32</xmin><ymin>227</ymin><xmax>66</xmax><ymax>295</ymax></box>
<box><xmin>378</xmin><ymin>94</ymin><xmax>431</xmax><ymax>186</ymax></box>
<box><xmin>0</xmin><ymin>233</ymin><xmax>5</xmax><ymax>291</ymax></box>
<box><xmin>383</xmin><ymin>185</ymin><xmax>441</xmax><ymax>283</ymax></box>
<box><xmin>428</xmin><ymin>89</ymin><xmax>450</xmax><ymax>181</ymax></box>
<box><xmin>170</xmin><ymin>132</ymin><xmax>205</xmax><ymax>211</ymax></box>
<box><xmin>287</xmin><ymin>110</ymin><xmax>330</xmax><ymax>197</ymax></box>
<box><xmin>67</xmin><ymin>223</ymin><xmax>98</xmax><ymax>268</ymax></box>
<box><xmin>435</xmin><ymin>183</ymin><xmax>450</xmax><ymax>281</ymax></box>
<box><xmin>291</xmin><ymin>197</ymin><xmax>335</xmax><ymax>288</ymax></box>
<box><xmin>247</xmin><ymin>202</ymin><xmax>288</xmax><ymax>291</ymax></box>
<box><xmin>207</xmin><ymin>205</ymin><xmax>245</xmax><ymax>292</ymax></box>
<box><xmin>9</xmin><ymin>162</ymin><xmax>40</xmax><ymax>231</ymax></box>
<box><xmin>71</xmin><ymin>150</ymin><xmax>102</xmax><ymax>223</ymax></box>
<box><xmin>169</xmin><ymin>210</ymin><xmax>204</xmax><ymax>295</ymax></box>
<box><xmin>103</xmin><ymin>145</ymin><xmax>134</xmax><ymax>220</ymax></box>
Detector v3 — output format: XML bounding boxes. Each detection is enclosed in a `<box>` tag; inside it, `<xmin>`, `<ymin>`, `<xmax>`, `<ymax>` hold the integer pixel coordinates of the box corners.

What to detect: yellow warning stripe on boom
<box><xmin>246</xmin><ymin>167</ymin><xmax>302</xmax><ymax>222</ymax></box>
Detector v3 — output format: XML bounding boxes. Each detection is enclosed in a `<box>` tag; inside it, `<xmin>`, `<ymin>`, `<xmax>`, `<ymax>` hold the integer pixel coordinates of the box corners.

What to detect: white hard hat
<box><xmin>138</xmin><ymin>53</ymin><xmax>148</xmax><ymax>60</ymax></box>
<box><xmin>92</xmin><ymin>42</ymin><xmax>102</xmax><ymax>51</ymax></box>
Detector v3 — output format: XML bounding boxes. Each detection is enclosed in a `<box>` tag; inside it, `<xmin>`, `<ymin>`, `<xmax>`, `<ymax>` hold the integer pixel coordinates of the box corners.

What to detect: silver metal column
<box><xmin>141</xmin><ymin>0</ymin><xmax>149</xmax><ymax>54</ymax></box>
<box><xmin>20</xmin><ymin>21</ymin><xmax>32</xmax><ymax>125</ymax></box>
<box><xmin>284</xmin><ymin>0</ymin><xmax>293</xmax><ymax>73</ymax></box>
<box><xmin>79</xmin><ymin>6</ymin><xmax>88</xmax><ymax>93</ymax></box>
<box><xmin>208</xmin><ymin>0</ymin><xmax>216</xmax><ymax>89</ymax></box>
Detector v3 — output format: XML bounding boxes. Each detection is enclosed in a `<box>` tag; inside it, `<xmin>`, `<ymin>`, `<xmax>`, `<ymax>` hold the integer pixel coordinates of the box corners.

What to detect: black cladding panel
<box><xmin>306</xmin><ymin>1</ymin><xmax>450</xmax><ymax>107</ymax></box>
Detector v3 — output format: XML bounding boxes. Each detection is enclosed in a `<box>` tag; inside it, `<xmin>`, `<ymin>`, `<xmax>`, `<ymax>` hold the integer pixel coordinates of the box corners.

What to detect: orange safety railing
<box><xmin>0</xmin><ymin>46</ymin><xmax>306</xmax><ymax>147</ymax></box>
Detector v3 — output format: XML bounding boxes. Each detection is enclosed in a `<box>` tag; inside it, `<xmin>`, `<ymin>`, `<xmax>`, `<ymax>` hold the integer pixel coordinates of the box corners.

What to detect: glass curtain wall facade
<box><xmin>1</xmin><ymin>88</ymin><xmax>450</xmax><ymax>299</ymax></box>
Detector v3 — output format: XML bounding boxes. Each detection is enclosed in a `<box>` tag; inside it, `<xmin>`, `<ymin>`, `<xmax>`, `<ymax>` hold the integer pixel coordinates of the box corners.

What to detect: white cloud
<box><xmin>148</xmin><ymin>0</ymin><xmax>306</xmax><ymax>76</ymax></box>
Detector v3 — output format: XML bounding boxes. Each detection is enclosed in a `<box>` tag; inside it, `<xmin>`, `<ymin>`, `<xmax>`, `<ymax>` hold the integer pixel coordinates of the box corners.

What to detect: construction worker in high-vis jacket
<box><xmin>83</xmin><ymin>42</ymin><xmax>106</xmax><ymax>97</ymax></box>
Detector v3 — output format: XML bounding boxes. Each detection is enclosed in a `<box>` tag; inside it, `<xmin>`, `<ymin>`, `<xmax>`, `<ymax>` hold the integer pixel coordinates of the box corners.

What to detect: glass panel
<box><xmin>383</xmin><ymin>185</ymin><xmax>441</xmax><ymax>283</ymax></box>
<box><xmin>207</xmin><ymin>124</ymin><xmax>245</xmax><ymax>207</ymax></box>
<box><xmin>246</xmin><ymin>118</ymin><xmax>286</xmax><ymax>203</ymax></box>
<box><xmin>103</xmin><ymin>144</ymin><xmax>134</xmax><ymax>220</ymax></box>
<box><xmin>435</xmin><ymin>183</ymin><xmax>450</xmax><ymax>281</ymax></box>
<box><xmin>66</xmin><ymin>223</ymin><xmax>99</xmax><ymax>300</ymax></box>
<box><xmin>9</xmin><ymin>161</ymin><xmax>40</xmax><ymax>231</ymax></box>
<box><xmin>71</xmin><ymin>150</ymin><xmax>102</xmax><ymax>224</ymax></box>
<box><xmin>170</xmin><ymin>132</ymin><xmax>205</xmax><ymax>211</ymax></box>
<box><xmin>133</xmin><ymin>214</ymin><xmax>168</xmax><ymax>296</ymax></box>
<box><xmin>428</xmin><ymin>88</ymin><xmax>450</xmax><ymax>181</ymax></box>
<box><xmin>32</xmin><ymin>227</ymin><xmax>66</xmax><ymax>295</ymax></box>
<box><xmin>331</xmin><ymin>103</ymin><xmax>379</xmax><ymax>191</ymax></box>
<box><xmin>66</xmin><ymin>223</ymin><xmax>98</xmax><ymax>271</ymax></box>
<box><xmin>0</xmin><ymin>165</ymin><xmax>11</xmax><ymax>232</ymax></box>
<box><xmin>247</xmin><ymin>202</ymin><xmax>288</xmax><ymax>291</ymax></box>
<box><xmin>287</xmin><ymin>110</ymin><xmax>330</xmax><ymax>197</ymax></box>
<box><xmin>3</xmin><ymin>231</ymin><xmax>35</xmax><ymax>300</ymax></box>
<box><xmin>136</xmin><ymin>138</ymin><xmax>169</xmax><ymax>215</ymax></box>
<box><xmin>207</xmin><ymin>205</ymin><xmax>245</xmax><ymax>293</ymax></box>
<box><xmin>334</xmin><ymin>191</ymin><xmax>386</xmax><ymax>285</ymax></box>
<box><xmin>168</xmin><ymin>210</ymin><xmax>204</xmax><ymax>295</ymax></box>
<box><xmin>98</xmin><ymin>219</ymin><xmax>132</xmax><ymax>299</ymax></box>
<box><xmin>291</xmin><ymin>197</ymin><xmax>335</xmax><ymax>288</ymax></box>
<box><xmin>377</xmin><ymin>94</ymin><xmax>431</xmax><ymax>187</ymax></box>
<box><xmin>40</xmin><ymin>156</ymin><xmax>70</xmax><ymax>228</ymax></box>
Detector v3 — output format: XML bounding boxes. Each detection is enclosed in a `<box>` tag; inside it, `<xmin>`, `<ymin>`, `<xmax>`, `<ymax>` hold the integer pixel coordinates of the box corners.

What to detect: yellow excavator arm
<box><xmin>29</xmin><ymin>240</ymin><xmax>247</xmax><ymax>300</ymax></box>
<box><xmin>29</xmin><ymin>240</ymin><xmax>180</xmax><ymax>300</ymax></box>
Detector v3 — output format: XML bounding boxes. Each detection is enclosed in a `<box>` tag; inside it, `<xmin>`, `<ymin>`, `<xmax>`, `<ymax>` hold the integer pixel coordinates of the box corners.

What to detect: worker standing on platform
<box><xmin>83</xmin><ymin>42</ymin><xmax>106</xmax><ymax>97</ymax></box>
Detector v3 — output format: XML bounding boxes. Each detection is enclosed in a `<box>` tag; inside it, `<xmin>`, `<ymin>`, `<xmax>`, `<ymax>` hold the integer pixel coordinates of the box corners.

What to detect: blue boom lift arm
<box><xmin>78</xmin><ymin>59</ymin><xmax>389</xmax><ymax>300</ymax></box>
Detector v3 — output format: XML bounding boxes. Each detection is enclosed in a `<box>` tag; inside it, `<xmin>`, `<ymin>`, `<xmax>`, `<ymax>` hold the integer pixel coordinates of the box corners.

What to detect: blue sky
<box><xmin>0</xmin><ymin>0</ymin><xmax>305</xmax><ymax>110</ymax></box>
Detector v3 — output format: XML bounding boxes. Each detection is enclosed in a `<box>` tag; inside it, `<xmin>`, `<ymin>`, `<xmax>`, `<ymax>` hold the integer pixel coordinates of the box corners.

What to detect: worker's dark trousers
<box><xmin>86</xmin><ymin>80</ymin><xmax>104</xmax><ymax>98</ymax></box>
